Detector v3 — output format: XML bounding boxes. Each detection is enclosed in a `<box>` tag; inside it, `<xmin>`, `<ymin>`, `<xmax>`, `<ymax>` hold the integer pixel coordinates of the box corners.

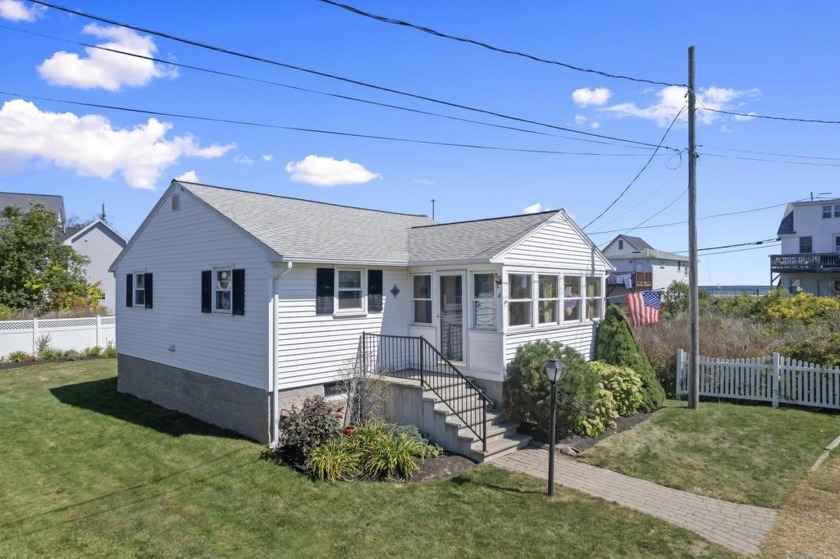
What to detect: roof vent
<box><xmin>172</xmin><ymin>194</ymin><xmax>180</xmax><ymax>211</ymax></box>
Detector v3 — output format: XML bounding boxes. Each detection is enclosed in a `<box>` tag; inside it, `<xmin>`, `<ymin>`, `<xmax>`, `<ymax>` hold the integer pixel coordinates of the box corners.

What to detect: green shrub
<box><xmin>84</xmin><ymin>346</ymin><xmax>103</xmax><ymax>357</ymax></box>
<box><xmin>780</xmin><ymin>335</ymin><xmax>840</xmax><ymax>367</ymax></box>
<box><xmin>0</xmin><ymin>304</ymin><xmax>16</xmax><ymax>320</ymax></box>
<box><xmin>305</xmin><ymin>438</ymin><xmax>359</xmax><ymax>482</ymax></box>
<box><xmin>62</xmin><ymin>349</ymin><xmax>83</xmax><ymax>361</ymax></box>
<box><xmin>595</xmin><ymin>305</ymin><xmax>665</xmax><ymax>412</ymax></box>
<box><xmin>589</xmin><ymin>361</ymin><xmax>643</xmax><ymax>416</ymax></box>
<box><xmin>7</xmin><ymin>351</ymin><xmax>35</xmax><ymax>363</ymax></box>
<box><xmin>281</xmin><ymin>396</ymin><xmax>343</xmax><ymax>461</ymax></box>
<box><xmin>102</xmin><ymin>341</ymin><xmax>116</xmax><ymax>358</ymax></box>
<box><xmin>576</xmin><ymin>384</ymin><xmax>618</xmax><ymax>437</ymax></box>
<box><xmin>393</xmin><ymin>424</ymin><xmax>442</xmax><ymax>458</ymax></box>
<box><xmin>504</xmin><ymin>340</ymin><xmax>601</xmax><ymax>437</ymax></box>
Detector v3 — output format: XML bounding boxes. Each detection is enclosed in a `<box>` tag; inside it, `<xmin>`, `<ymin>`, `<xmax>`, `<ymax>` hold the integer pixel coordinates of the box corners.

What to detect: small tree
<box><xmin>595</xmin><ymin>304</ymin><xmax>665</xmax><ymax>412</ymax></box>
<box><xmin>336</xmin><ymin>354</ymin><xmax>389</xmax><ymax>425</ymax></box>
<box><xmin>0</xmin><ymin>204</ymin><xmax>97</xmax><ymax>313</ymax></box>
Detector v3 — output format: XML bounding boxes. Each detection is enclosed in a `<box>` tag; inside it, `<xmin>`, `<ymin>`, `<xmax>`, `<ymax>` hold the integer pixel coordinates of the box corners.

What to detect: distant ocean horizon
<box><xmin>700</xmin><ymin>285</ymin><xmax>773</xmax><ymax>295</ymax></box>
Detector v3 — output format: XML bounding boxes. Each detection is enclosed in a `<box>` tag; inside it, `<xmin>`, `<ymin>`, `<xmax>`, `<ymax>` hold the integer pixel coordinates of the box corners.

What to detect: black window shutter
<box><xmin>368</xmin><ymin>270</ymin><xmax>383</xmax><ymax>312</ymax></box>
<box><xmin>316</xmin><ymin>268</ymin><xmax>334</xmax><ymax>314</ymax></box>
<box><xmin>126</xmin><ymin>274</ymin><xmax>133</xmax><ymax>307</ymax></box>
<box><xmin>232</xmin><ymin>269</ymin><xmax>245</xmax><ymax>316</ymax></box>
<box><xmin>144</xmin><ymin>273</ymin><xmax>153</xmax><ymax>309</ymax></box>
<box><xmin>201</xmin><ymin>270</ymin><xmax>211</xmax><ymax>313</ymax></box>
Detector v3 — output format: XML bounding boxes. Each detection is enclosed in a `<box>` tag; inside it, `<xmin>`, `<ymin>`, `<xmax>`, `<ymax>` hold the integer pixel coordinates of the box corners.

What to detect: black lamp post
<box><xmin>544</xmin><ymin>358</ymin><xmax>564</xmax><ymax>496</ymax></box>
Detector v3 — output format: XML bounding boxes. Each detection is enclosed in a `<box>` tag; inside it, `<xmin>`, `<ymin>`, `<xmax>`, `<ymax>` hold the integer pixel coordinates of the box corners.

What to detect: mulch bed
<box><xmin>520</xmin><ymin>411</ymin><xmax>654</xmax><ymax>453</ymax></box>
<box><xmin>0</xmin><ymin>356</ymin><xmax>108</xmax><ymax>372</ymax></box>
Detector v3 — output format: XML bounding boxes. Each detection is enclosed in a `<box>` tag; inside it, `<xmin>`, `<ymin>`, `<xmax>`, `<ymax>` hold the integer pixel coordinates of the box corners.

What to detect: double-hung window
<box><xmin>472</xmin><ymin>273</ymin><xmax>496</xmax><ymax>329</ymax></box>
<box><xmin>835</xmin><ymin>205</ymin><xmax>840</xmax><ymax>218</ymax></box>
<box><xmin>586</xmin><ymin>277</ymin><xmax>603</xmax><ymax>320</ymax></box>
<box><xmin>126</xmin><ymin>272</ymin><xmax>153</xmax><ymax>309</ymax></box>
<box><xmin>508</xmin><ymin>273</ymin><xmax>532</xmax><ymax>327</ymax></box>
<box><xmin>337</xmin><ymin>270</ymin><xmax>363</xmax><ymax>311</ymax></box>
<box><xmin>215</xmin><ymin>268</ymin><xmax>233</xmax><ymax>312</ymax></box>
<box><xmin>538</xmin><ymin>275</ymin><xmax>558</xmax><ymax>324</ymax></box>
<box><xmin>201</xmin><ymin>268</ymin><xmax>244</xmax><ymax>315</ymax></box>
<box><xmin>413</xmin><ymin>275</ymin><xmax>432</xmax><ymax>324</ymax></box>
<box><xmin>824</xmin><ymin>205</ymin><xmax>832</xmax><ymax>219</ymax></box>
<box><xmin>800</xmin><ymin>236</ymin><xmax>813</xmax><ymax>254</ymax></box>
<box><xmin>563</xmin><ymin>275</ymin><xmax>582</xmax><ymax>321</ymax></box>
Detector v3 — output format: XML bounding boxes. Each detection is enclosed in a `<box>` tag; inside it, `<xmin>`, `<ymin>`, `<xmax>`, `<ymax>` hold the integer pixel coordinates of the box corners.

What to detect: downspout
<box><xmin>270</xmin><ymin>261</ymin><xmax>294</xmax><ymax>448</ymax></box>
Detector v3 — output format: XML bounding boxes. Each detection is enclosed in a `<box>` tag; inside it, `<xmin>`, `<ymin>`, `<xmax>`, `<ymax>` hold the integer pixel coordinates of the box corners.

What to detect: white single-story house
<box><xmin>111</xmin><ymin>180</ymin><xmax>613</xmax><ymax>451</ymax></box>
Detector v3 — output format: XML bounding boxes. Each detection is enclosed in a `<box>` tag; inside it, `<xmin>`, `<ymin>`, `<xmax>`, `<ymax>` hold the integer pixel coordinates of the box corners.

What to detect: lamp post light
<box><xmin>544</xmin><ymin>358</ymin><xmax>564</xmax><ymax>497</ymax></box>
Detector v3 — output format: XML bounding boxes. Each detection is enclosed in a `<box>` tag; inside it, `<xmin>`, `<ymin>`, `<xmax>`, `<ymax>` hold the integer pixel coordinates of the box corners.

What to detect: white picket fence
<box><xmin>676</xmin><ymin>348</ymin><xmax>840</xmax><ymax>410</ymax></box>
<box><xmin>0</xmin><ymin>316</ymin><xmax>115</xmax><ymax>357</ymax></box>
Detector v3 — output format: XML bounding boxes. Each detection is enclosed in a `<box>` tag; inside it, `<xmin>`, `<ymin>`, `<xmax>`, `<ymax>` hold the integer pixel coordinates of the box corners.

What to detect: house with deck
<box><xmin>772</xmin><ymin>199</ymin><xmax>840</xmax><ymax>295</ymax></box>
<box><xmin>601</xmin><ymin>234</ymin><xmax>688</xmax><ymax>300</ymax></box>
<box><xmin>111</xmin><ymin>181</ymin><xmax>612</xmax><ymax>460</ymax></box>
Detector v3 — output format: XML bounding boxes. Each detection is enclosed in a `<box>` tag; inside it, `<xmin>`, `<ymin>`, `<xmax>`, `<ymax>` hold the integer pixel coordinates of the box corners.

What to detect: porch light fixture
<box><xmin>544</xmin><ymin>358</ymin><xmax>564</xmax><ymax>496</ymax></box>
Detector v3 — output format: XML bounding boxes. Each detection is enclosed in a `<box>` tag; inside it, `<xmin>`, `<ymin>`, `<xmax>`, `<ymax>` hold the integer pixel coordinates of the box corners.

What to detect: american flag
<box><xmin>626</xmin><ymin>290</ymin><xmax>661</xmax><ymax>327</ymax></box>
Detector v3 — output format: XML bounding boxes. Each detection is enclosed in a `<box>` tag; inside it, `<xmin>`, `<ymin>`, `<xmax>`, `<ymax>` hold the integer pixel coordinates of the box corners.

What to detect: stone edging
<box><xmin>810</xmin><ymin>433</ymin><xmax>840</xmax><ymax>472</ymax></box>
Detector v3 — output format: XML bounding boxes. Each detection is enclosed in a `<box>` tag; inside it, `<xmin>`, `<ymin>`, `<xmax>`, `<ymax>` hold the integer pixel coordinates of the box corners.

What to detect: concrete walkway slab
<box><xmin>495</xmin><ymin>447</ymin><xmax>777</xmax><ymax>556</ymax></box>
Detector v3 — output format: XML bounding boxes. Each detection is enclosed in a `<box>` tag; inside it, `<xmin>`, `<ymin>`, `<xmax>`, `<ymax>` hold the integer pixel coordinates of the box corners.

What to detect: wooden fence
<box><xmin>676</xmin><ymin>349</ymin><xmax>840</xmax><ymax>410</ymax></box>
<box><xmin>0</xmin><ymin>316</ymin><xmax>115</xmax><ymax>357</ymax></box>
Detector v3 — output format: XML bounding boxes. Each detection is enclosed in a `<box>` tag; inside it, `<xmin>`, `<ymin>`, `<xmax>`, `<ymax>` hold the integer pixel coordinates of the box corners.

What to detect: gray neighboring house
<box><xmin>110</xmin><ymin>180</ymin><xmax>612</xmax><ymax>453</ymax></box>
<box><xmin>601</xmin><ymin>234</ymin><xmax>689</xmax><ymax>301</ymax></box>
<box><xmin>62</xmin><ymin>220</ymin><xmax>127</xmax><ymax>314</ymax></box>
<box><xmin>0</xmin><ymin>191</ymin><xmax>66</xmax><ymax>225</ymax></box>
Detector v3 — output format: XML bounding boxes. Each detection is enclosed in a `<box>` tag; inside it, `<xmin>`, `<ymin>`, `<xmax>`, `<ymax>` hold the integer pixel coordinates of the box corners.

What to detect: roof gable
<box><xmin>0</xmin><ymin>192</ymin><xmax>65</xmax><ymax>223</ymax></box>
<box><xmin>63</xmin><ymin>219</ymin><xmax>127</xmax><ymax>245</ymax></box>
<box><xmin>777</xmin><ymin>206</ymin><xmax>794</xmax><ymax>235</ymax></box>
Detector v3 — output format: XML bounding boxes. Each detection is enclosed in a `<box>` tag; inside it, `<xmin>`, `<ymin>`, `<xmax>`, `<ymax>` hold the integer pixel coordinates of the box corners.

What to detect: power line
<box><xmin>590</xmin><ymin>172</ymin><xmax>683</xmax><ymax>232</ymax></box>
<box><xmin>620</xmin><ymin>188</ymin><xmax>687</xmax><ymax>236</ymax></box>
<box><xmin>1</xmin><ymin>24</ymin><xmax>657</xmax><ymax>151</ymax></box>
<box><xmin>700</xmin><ymin>144</ymin><xmax>840</xmax><ymax>163</ymax></box>
<box><xmin>588</xmin><ymin>202</ymin><xmax>789</xmax><ymax>235</ymax></box>
<box><xmin>699</xmin><ymin>152</ymin><xmax>840</xmax><ymax>168</ymax></box>
<box><xmin>26</xmin><ymin>0</ymin><xmax>680</xmax><ymax>154</ymax></box>
<box><xmin>670</xmin><ymin>237</ymin><xmax>780</xmax><ymax>254</ymax></box>
<box><xmin>698</xmin><ymin>243</ymin><xmax>780</xmax><ymax>257</ymax></box>
<box><xmin>700</xmin><ymin>106</ymin><xmax>840</xmax><ymax>125</ymax></box>
<box><xmin>316</xmin><ymin>0</ymin><xmax>684</xmax><ymax>88</ymax></box>
<box><xmin>581</xmin><ymin>106</ymin><xmax>686</xmax><ymax>230</ymax></box>
<box><xmin>0</xmin><ymin>91</ymin><xmax>663</xmax><ymax>158</ymax></box>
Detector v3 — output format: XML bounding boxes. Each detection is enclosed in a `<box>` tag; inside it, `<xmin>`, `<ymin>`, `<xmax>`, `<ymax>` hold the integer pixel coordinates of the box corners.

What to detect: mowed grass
<box><xmin>0</xmin><ymin>361</ymin><xmax>739</xmax><ymax>559</ymax></box>
<box><xmin>580</xmin><ymin>399</ymin><xmax>840</xmax><ymax>508</ymax></box>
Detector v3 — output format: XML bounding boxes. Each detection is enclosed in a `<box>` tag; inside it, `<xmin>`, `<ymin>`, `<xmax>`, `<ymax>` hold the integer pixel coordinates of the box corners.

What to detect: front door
<box><xmin>437</xmin><ymin>273</ymin><xmax>465</xmax><ymax>362</ymax></box>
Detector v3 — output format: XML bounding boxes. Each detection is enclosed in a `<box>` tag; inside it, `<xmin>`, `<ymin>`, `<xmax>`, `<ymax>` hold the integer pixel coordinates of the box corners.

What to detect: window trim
<box><xmin>800</xmin><ymin>236</ymin><xmax>813</xmax><ymax>254</ymax></box>
<box><xmin>213</xmin><ymin>267</ymin><xmax>233</xmax><ymax>314</ymax></box>
<box><xmin>507</xmin><ymin>272</ymin><xmax>533</xmax><ymax>328</ymax></box>
<box><xmin>585</xmin><ymin>276</ymin><xmax>604</xmax><ymax>321</ymax></box>
<box><xmin>412</xmin><ymin>274</ymin><xmax>433</xmax><ymax>325</ymax></box>
<box><xmin>537</xmin><ymin>274</ymin><xmax>559</xmax><ymax>325</ymax></box>
<box><xmin>562</xmin><ymin>274</ymin><xmax>583</xmax><ymax>323</ymax></box>
<box><xmin>133</xmin><ymin>272</ymin><xmax>146</xmax><ymax>307</ymax></box>
<box><xmin>335</xmin><ymin>268</ymin><xmax>364</xmax><ymax>313</ymax></box>
<box><xmin>823</xmin><ymin>205</ymin><xmax>832</xmax><ymax>219</ymax></box>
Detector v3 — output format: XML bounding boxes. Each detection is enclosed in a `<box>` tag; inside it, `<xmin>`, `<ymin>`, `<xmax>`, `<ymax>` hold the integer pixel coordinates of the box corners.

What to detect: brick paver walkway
<box><xmin>496</xmin><ymin>447</ymin><xmax>777</xmax><ymax>556</ymax></box>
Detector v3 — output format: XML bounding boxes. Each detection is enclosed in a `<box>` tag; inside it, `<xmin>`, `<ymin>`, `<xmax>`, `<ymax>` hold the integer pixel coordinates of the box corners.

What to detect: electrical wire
<box><xmin>587</xmin><ymin>202</ymin><xmax>789</xmax><ymax>235</ymax></box>
<box><xmin>25</xmin><ymin>0</ymin><xmax>681</xmax><ymax>153</ymax></box>
<box><xmin>581</xmin><ymin>106</ymin><xmax>686</xmax><ymax>230</ymax></box>
<box><xmin>0</xmin><ymin>24</ymin><xmax>660</xmax><ymax>152</ymax></box>
<box><xmin>699</xmin><ymin>144</ymin><xmax>840</xmax><ymax>163</ymax></box>
<box><xmin>700</xmin><ymin>106</ymin><xmax>840</xmax><ymax>126</ymax></box>
<box><xmin>0</xmin><ymin>90</ymin><xmax>664</xmax><ymax>158</ymax></box>
<box><xmin>669</xmin><ymin>237</ymin><xmax>780</xmax><ymax>254</ymax></box>
<box><xmin>699</xmin><ymin>152</ymin><xmax>840</xmax><ymax>168</ymax></box>
<box><xmin>316</xmin><ymin>0</ymin><xmax>684</xmax><ymax>88</ymax></box>
<box><xmin>620</xmin><ymin>188</ymin><xmax>687</xmax><ymax>236</ymax></box>
<box><xmin>696</xmin><ymin>243</ymin><xmax>781</xmax><ymax>257</ymax></box>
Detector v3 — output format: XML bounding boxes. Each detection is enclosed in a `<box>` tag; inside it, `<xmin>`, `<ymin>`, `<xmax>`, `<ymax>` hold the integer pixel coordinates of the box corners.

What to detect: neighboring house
<box><xmin>601</xmin><ymin>234</ymin><xmax>689</xmax><ymax>300</ymax></box>
<box><xmin>772</xmin><ymin>199</ymin><xmax>840</xmax><ymax>295</ymax></box>
<box><xmin>0</xmin><ymin>191</ymin><xmax>66</xmax><ymax>225</ymax></box>
<box><xmin>110</xmin><ymin>180</ymin><xmax>613</xmax><ymax>446</ymax></box>
<box><xmin>62</xmin><ymin>220</ymin><xmax>127</xmax><ymax>313</ymax></box>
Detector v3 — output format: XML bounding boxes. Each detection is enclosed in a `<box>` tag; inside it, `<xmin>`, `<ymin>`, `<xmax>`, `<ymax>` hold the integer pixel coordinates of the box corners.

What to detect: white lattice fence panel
<box><xmin>0</xmin><ymin>317</ymin><xmax>116</xmax><ymax>357</ymax></box>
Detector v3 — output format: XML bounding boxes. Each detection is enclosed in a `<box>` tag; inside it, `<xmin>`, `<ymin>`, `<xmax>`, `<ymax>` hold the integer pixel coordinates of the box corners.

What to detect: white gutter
<box><xmin>269</xmin><ymin>261</ymin><xmax>294</xmax><ymax>448</ymax></box>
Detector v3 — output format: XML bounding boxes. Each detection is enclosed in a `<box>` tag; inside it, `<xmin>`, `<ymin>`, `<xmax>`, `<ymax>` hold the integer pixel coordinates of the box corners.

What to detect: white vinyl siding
<box><xmin>275</xmin><ymin>264</ymin><xmax>410</xmax><ymax>389</ymax></box>
<box><xmin>115</xmin><ymin>189</ymin><xmax>270</xmax><ymax>389</ymax></box>
<box><xmin>501</xmin><ymin>214</ymin><xmax>611</xmax><ymax>271</ymax></box>
<box><xmin>504</xmin><ymin>322</ymin><xmax>597</xmax><ymax>364</ymax></box>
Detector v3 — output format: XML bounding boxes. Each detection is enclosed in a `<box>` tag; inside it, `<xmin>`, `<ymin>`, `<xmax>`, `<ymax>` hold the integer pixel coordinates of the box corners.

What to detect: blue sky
<box><xmin>1</xmin><ymin>0</ymin><xmax>838</xmax><ymax>285</ymax></box>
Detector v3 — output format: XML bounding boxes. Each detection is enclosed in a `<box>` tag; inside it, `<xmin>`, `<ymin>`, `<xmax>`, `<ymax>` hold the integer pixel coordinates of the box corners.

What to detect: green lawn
<box><xmin>580</xmin><ymin>399</ymin><xmax>840</xmax><ymax>508</ymax></box>
<box><xmin>0</xmin><ymin>361</ymin><xmax>738</xmax><ymax>558</ymax></box>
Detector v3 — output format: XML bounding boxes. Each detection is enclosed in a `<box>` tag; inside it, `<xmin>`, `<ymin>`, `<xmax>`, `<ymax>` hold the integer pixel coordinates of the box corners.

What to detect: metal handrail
<box><xmin>361</xmin><ymin>332</ymin><xmax>489</xmax><ymax>451</ymax></box>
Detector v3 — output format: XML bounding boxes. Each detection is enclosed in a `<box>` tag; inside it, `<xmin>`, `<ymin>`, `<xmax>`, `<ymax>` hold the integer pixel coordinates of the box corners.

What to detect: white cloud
<box><xmin>262</xmin><ymin>154</ymin><xmax>273</xmax><ymax>162</ymax></box>
<box><xmin>175</xmin><ymin>170</ymin><xmax>199</xmax><ymax>182</ymax></box>
<box><xmin>572</xmin><ymin>87</ymin><xmax>612</xmax><ymax>107</ymax></box>
<box><xmin>602</xmin><ymin>85</ymin><xmax>761</xmax><ymax>127</ymax></box>
<box><xmin>37</xmin><ymin>24</ymin><xmax>178</xmax><ymax>91</ymax></box>
<box><xmin>574</xmin><ymin>114</ymin><xmax>588</xmax><ymax>125</ymax></box>
<box><xmin>0</xmin><ymin>0</ymin><xmax>44</xmax><ymax>21</ymax></box>
<box><xmin>285</xmin><ymin>154</ymin><xmax>380</xmax><ymax>187</ymax></box>
<box><xmin>0</xmin><ymin>99</ymin><xmax>234</xmax><ymax>189</ymax></box>
<box><xmin>523</xmin><ymin>202</ymin><xmax>542</xmax><ymax>214</ymax></box>
<box><xmin>233</xmin><ymin>154</ymin><xmax>255</xmax><ymax>165</ymax></box>
<box><xmin>413</xmin><ymin>178</ymin><xmax>435</xmax><ymax>186</ymax></box>
<box><xmin>590</xmin><ymin>121</ymin><xmax>600</xmax><ymax>129</ymax></box>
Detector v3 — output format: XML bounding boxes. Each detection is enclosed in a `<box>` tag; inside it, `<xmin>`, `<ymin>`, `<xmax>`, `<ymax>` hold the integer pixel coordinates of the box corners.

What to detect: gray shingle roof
<box><xmin>620</xmin><ymin>235</ymin><xmax>652</xmax><ymax>250</ymax></box>
<box><xmin>409</xmin><ymin>211</ymin><xmax>558</xmax><ymax>263</ymax></box>
<box><xmin>0</xmin><ymin>192</ymin><xmax>65</xmax><ymax>223</ymax></box>
<box><xmin>182</xmin><ymin>182</ymin><xmax>436</xmax><ymax>264</ymax></box>
<box><xmin>777</xmin><ymin>211</ymin><xmax>794</xmax><ymax>235</ymax></box>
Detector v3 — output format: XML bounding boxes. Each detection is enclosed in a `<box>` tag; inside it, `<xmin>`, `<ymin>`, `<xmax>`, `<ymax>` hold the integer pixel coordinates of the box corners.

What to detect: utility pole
<box><xmin>688</xmin><ymin>46</ymin><xmax>700</xmax><ymax>409</ymax></box>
